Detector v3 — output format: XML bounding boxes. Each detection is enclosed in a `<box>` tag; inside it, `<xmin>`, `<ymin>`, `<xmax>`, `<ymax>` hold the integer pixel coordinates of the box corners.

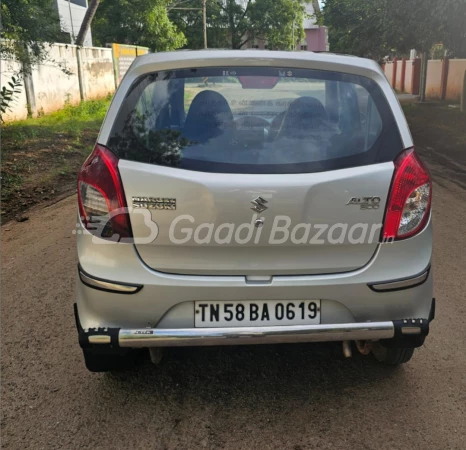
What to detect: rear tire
<box><xmin>83</xmin><ymin>348</ymin><xmax>141</xmax><ymax>372</ymax></box>
<box><xmin>371</xmin><ymin>343</ymin><xmax>415</xmax><ymax>365</ymax></box>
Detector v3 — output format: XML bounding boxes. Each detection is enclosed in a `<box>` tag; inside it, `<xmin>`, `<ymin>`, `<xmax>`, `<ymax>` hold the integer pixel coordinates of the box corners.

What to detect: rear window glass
<box><xmin>108</xmin><ymin>67</ymin><xmax>402</xmax><ymax>174</ymax></box>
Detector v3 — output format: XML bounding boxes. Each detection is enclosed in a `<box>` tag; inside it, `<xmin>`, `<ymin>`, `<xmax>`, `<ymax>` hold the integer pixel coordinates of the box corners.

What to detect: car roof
<box><xmin>129</xmin><ymin>49</ymin><xmax>383</xmax><ymax>79</ymax></box>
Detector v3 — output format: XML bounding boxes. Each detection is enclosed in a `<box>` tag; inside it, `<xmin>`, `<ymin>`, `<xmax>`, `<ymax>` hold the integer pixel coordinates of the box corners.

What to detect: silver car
<box><xmin>75</xmin><ymin>50</ymin><xmax>434</xmax><ymax>372</ymax></box>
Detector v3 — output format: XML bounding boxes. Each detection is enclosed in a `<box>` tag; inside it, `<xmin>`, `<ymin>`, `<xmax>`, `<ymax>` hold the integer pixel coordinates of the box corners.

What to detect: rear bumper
<box><xmin>76</xmin><ymin>301</ymin><xmax>435</xmax><ymax>349</ymax></box>
<box><xmin>76</xmin><ymin>217</ymin><xmax>434</xmax><ymax>330</ymax></box>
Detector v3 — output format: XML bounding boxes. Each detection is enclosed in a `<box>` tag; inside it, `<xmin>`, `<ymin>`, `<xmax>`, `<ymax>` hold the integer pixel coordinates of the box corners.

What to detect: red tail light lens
<box><xmin>77</xmin><ymin>144</ymin><xmax>132</xmax><ymax>241</ymax></box>
<box><xmin>382</xmin><ymin>148</ymin><xmax>432</xmax><ymax>241</ymax></box>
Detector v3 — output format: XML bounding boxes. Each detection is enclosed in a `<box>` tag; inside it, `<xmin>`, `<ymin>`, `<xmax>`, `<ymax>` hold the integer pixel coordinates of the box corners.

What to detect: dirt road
<box><xmin>2</xmin><ymin>151</ymin><xmax>466</xmax><ymax>448</ymax></box>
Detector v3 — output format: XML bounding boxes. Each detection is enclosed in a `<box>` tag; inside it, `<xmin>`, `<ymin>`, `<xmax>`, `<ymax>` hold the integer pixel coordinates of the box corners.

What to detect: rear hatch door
<box><xmin>108</xmin><ymin>65</ymin><xmax>403</xmax><ymax>275</ymax></box>
<box><xmin>120</xmin><ymin>161</ymin><xmax>393</xmax><ymax>275</ymax></box>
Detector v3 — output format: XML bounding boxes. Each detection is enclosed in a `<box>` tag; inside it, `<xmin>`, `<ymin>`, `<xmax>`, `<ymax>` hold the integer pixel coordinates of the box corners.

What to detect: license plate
<box><xmin>194</xmin><ymin>300</ymin><xmax>320</xmax><ymax>328</ymax></box>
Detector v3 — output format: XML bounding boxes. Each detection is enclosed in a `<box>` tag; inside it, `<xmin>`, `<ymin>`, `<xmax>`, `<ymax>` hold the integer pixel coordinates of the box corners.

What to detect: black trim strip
<box><xmin>429</xmin><ymin>298</ymin><xmax>436</xmax><ymax>322</ymax></box>
<box><xmin>78</xmin><ymin>264</ymin><xmax>143</xmax><ymax>294</ymax></box>
<box><xmin>368</xmin><ymin>265</ymin><xmax>431</xmax><ymax>292</ymax></box>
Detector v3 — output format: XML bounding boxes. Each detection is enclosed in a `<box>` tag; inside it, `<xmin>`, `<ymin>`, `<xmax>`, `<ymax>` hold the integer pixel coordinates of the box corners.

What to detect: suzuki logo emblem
<box><xmin>251</xmin><ymin>196</ymin><xmax>268</xmax><ymax>213</ymax></box>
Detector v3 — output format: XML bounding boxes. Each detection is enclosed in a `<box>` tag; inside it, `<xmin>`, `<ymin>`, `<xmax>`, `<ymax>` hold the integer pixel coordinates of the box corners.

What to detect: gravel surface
<box><xmin>2</xmin><ymin>160</ymin><xmax>466</xmax><ymax>449</ymax></box>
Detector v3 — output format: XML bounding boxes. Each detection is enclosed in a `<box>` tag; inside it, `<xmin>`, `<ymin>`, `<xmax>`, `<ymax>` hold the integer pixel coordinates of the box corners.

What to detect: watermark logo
<box><xmin>75</xmin><ymin>207</ymin><xmax>159</xmax><ymax>244</ymax></box>
<box><xmin>168</xmin><ymin>214</ymin><xmax>384</xmax><ymax>245</ymax></box>
<box><xmin>74</xmin><ymin>209</ymin><xmax>388</xmax><ymax>246</ymax></box>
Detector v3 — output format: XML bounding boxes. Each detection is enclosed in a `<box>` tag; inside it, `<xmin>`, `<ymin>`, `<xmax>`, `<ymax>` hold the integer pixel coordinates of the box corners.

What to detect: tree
<box><xmin>317</xmin><ymin>0</ymin><xmax>389</xmax><ymax>60</ymax></box>
<box><xmin>248</xmin><ymin>0</ymin><xmax>306</xmax><ymax>50</ymax></box>
<box><xmin>170</xmin><ymin>0</ymin><xmax>306</xmax><ymax>50</ymax></box>
<box><xmin>76</xmin><ymin>0</ymin><xmax>101</xmax><ymax>47</ymax></box>
<box><xmin>434</xmin><ymin>0</ymin><xmax>466</xmax><ymax>58</ymax></box>
<box><xmin>0</xmin><ymin>0</ymin><xmax>63</xmax><ymax>119</ymax></box>
<box><xmin>92</xmin><ymin>0</ymin><xmax>186</xmax><ymax>51</ymax></box>
<box><xmin>320</xmin><ymin>0</ymin><xmax>466</xmax><ymax>59</ymax></box>
<box><xmin>381</xmin><ymin>0</ymin><xmax>441</xmax><ymax>53</ymax></box>
<box><xmin>320</xmin><ymin>0</ymin><xmax>466</xmax><ymax>102</ymax></box>
<box><xmin>169</xmin><ymin>1</ymin><xmax>231</xmax><ymax>49</ymax></box>
<box><xmin>1</xmin><ymin>0</ymin><xmax>62</xmax><ymax>70</ymax></box>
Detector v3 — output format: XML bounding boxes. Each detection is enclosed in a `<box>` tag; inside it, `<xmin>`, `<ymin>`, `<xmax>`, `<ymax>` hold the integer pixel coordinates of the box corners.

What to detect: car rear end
<box><xmin>74</xmin><ymin>50</ymin><xmax>434</xmax><ymax>371</ymax></box>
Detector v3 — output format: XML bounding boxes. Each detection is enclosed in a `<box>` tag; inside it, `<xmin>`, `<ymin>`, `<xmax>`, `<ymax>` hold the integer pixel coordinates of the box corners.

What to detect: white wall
<box><xmin>0</xmin><ymin>43</ymin><xmax>116</xmax><ymax>121</ymax></box>
<box><xmin>80</xmin><ymin>46</ymin><xmax>115</xmax><ymax>100</ymax></box>
<box><xmin>32</xmin><ymin>44</ymin><xmax>81</xmax><ymax>114</ymax></box>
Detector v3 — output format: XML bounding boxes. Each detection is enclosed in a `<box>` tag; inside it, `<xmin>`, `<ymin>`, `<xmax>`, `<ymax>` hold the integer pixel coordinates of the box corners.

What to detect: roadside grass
<box><xmin>1</xmin><ymin>95</ymin><xmax>111</xmax><ymax>223</ymax></box>
<box><xmin>3</xmin><ymin>95</ymin><xmax>110</xmax><ymax>148</ymax></box>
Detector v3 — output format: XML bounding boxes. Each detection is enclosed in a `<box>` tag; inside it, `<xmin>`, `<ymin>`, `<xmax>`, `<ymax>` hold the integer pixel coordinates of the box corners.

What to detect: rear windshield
<box><xmin>108</xmin><ymin>67</ymin><xmax>403</xmax><ymax>174</ymax></box>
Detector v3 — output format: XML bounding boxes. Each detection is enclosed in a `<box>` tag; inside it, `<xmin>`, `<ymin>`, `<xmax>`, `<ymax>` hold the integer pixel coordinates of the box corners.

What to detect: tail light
<box><xmin>382</xmin><ymin>148</ymin><xmax>432</xmax><ymax>241</ymax></box>
<box><xmin>77</xmin><ymin>144</ymin><xmax>132</xmax><ymax>241</ymax></box>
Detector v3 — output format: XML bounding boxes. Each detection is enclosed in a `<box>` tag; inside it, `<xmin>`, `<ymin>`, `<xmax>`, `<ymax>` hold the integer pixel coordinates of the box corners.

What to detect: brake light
<box><xmin>382</xmin><ymin>148</ymin><xmax>432</xmax><ymax>241</ymax></box>
<box><xmin>77</xmin><ymin>144</ymin><xmax>132</xmax><ymax>240</ymax></box>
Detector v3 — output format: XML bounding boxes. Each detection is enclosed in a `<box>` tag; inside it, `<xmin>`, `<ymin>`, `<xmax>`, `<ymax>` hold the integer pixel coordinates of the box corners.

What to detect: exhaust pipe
<box><xmin>149</xmin><ymin>348</ymin><xmax>163</xmax><ymax>365</ymax></box>
<box><xmin>342</xmin><ymin>340</ymin><xmax>352</xmax><ymax>358</ymax></box>
<box><xmin>355</xmin><ymin>340</ymin><xmax>372</xmax><ymax>355</ymax></box>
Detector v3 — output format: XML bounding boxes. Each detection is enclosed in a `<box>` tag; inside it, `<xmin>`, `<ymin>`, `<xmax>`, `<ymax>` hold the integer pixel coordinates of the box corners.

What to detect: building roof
<box><xmin>303</xmin><ymin>1</ymin><xmax>320</xmax><ymax>29</ymax></box>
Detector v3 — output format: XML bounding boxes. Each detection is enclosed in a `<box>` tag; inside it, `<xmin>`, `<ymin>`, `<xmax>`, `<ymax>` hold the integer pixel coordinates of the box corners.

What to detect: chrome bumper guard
<box><xmin>117</xmin><ymin>322</ymin><xmax>395</xmax><ymax>347</ymax></box>
<box><xmin>75</xmin><ymin>301</ymin><xmax>434</xmax><ymax>350</ymax></box>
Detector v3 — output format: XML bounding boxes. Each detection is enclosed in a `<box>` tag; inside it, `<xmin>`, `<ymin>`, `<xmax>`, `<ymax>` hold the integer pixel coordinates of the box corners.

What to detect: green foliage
<box><xmin>170</xmin><ymin>1</ymin><xmax>230</xmax><ymax>49</ymax></box>
<box><xmin>248</xmin><ymin>0</ymin><xmax>306</xmax><ymax>50</ymax></box>
<box><xmin>109</xmin><ymin>122</ymin><xmax>186</xmax><ymax>167</ymax></box>
<box><xmin>1</xmin><ymin>0</ymin><xmax>71</xmax><ymax>112</ymax></box>
<box><xmin>433</xmin><ymin>0</ymin><xmax>466</xmax><ymax>58</ymax></box>
<box><xmin>1</xmin><ymin>0</ymin><xmax>61</xmax><ymax>68</ymax></box>
<box><xmin>170</xmin><ymin>0</ymin><xmax>306</xmax><ymax>50</ymax></box>
<box><xmin>381</xmin><ymin>0</ymin><xmax>441</xmax><ymax>54</ymax></box>
<box><xmin>431</xmin><ymin>44</ymin><xmax>446</xmax><ymax>60</ymax></box>
<box><xmin>320</xmin><ymin>0</ymin><xmax>466</xmax><ymax>59</ymax></box>
<box><xmin>0</xmin><ymin>76</ymin><xmax>23</xmax><ymax>122</ymax></box>
<box><xmin>92</xmin><ymin>0</ymin><xmax>187</xmax><ymax>51</ymax></box>
<box><xmin>317</xmin><ymin>0</ymin><xmax>384</xmax><ymax>58</ymax></box>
